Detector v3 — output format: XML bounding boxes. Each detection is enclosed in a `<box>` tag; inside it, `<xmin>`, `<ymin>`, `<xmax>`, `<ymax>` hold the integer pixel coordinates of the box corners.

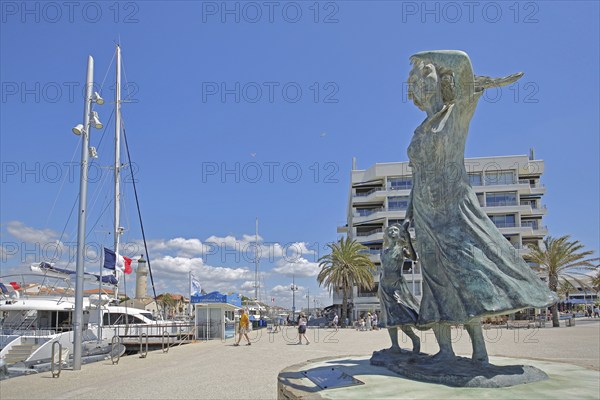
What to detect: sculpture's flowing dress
<box><xmin>408</xmin><ymin>93</ymin><xmax>556</xmax><ymax>327</ymax></box>
<box><xmin>379</xmin><ymin>246</ymin><xmax>420</xmax><ymax>327</ymax></box>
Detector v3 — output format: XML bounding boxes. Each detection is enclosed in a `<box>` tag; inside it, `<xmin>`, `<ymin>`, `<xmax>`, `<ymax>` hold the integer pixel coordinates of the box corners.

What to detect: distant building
<box><xmin>120</xmin><ymin>297</ymin><xmax>159</xmax><ymax>315</ymax></box>
<box><xmin>337</xmin><ymin>154</ymin><xmax>548</xmax><ymax>321</ymax></box>
<box><xmin>560</xmin><ymin>275</ymin><xmax>598</xmax><ymax>306</ymax></box>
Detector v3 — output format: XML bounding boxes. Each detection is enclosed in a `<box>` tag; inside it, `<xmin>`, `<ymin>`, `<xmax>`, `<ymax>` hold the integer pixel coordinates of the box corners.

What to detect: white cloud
<box><xmin>240</xmin><ymin>280</ymin><xmax>256</xmax><ymax>290</ymax></box>
<box><xmin>271</xmin><ymin>284</ymin><xmax>303</xmax><ymax>294</ymax></box>
<box><xmin>204</xmin><ymin>234</ymin><xmax>315</xmax><ymax>262</ymax></box>
<box><xmin>6</xmin><ymin>221</ymin><xmax>61</xmax><ymax>244</ymax></box>
<box><xmin>205</xmin><ymin>234</ymin><xmax>261</xmax><ymax>249</ymax></box>
<box><xmin>272</xmin><ymin>257</ymin><xmax>321</xmax><ymax>278</ymax></box>
<box><xmin>137</xmin><ymin>255</ymin><xmax>254</xmax><ymax>296</ymax></box>
<box><xmin>145</xmin><ymin>237</ymin><xmax>210</xmax><ymax>258</ymax></box>
<box><xmin>265</xmin><ymin>242</ymin><xmax>316</xmax><ymax>260</ymax></box>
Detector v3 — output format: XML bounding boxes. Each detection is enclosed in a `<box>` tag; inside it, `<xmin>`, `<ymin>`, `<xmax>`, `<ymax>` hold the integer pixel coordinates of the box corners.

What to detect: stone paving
<box><xmin>0</xmin><ymin>319</ymin><xmax>598</xmax><ymax>399</ymax></box>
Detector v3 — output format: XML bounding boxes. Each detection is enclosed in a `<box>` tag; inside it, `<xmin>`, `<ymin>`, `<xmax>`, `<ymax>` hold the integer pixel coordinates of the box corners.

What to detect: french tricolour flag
<box><xmin>103</xmin><ymin>247</ymin><xmax>133</xmax><ymax>275</ymax></box>
<box><xmin>0</xmin><ymin>282</ymin><xmax>21</xmax><ymax>294</ymax></box>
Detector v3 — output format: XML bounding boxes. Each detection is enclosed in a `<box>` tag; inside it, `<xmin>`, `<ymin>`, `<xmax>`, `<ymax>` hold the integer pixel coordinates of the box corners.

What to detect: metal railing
<box><xmin>359</xmin><ymin>249</ymin><xmax>381</xmax><ymax>255</ymax></box>
<box><xmin>354</xmin><ymin>188</ymin><xmax>381</xmax><ymax>197</ymax></box>
<box><xmin>355</xmin><ymin>207</ymin><xmax>385</xmax><ymax>217</ymax></box>
<box><xmin>356</xmin><ymin>228</ymin><xmax>383</xmax><ymax>237</ymax></box>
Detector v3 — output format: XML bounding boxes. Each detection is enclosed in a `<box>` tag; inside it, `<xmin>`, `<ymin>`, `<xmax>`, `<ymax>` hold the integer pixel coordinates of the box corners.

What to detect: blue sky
<box><xmin>1</xmin><ymin>1</ymin><xmax>598</xmax><ymax>308</ymax></box>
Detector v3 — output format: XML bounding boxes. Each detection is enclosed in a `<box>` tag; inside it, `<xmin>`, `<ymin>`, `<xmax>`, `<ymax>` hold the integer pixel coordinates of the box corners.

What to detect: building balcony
<box><xmin>368</xmin><ymin>254</ymin><xmax>381</xmax><ymax>263</ymax></box>
<box><xmin>337</xmin><ymin>225</ymin><xmax>349</xmax><ymax>234</ymax></box>
<box><xmin>353</xmin><ymin>295</ymin><xmax>380</xmax><ymax>304</ymax></box>
<box><xmin>359</xmin><ymin>248</ymin><xmax>381</xmax><ymax>254</ymax></box>
<box><xmin>528</xmin><ymin>204</ymin><xmax>548</xmax><ymax>216</ymax></box>
<box><xmin>501</xmin><ymin>223</ymin><xmax>548</xmax><ymax>237</ymax></box>
<box><xmin>352</xmin><ymin>189</ymin><xmax>387</xmax><ymax>204</ymax></box>
<box><xmin>482</xmin><ymin>204</ymin><xmax>531</xmax><ymax>214</ymax></box>
<box><xmin>355</xmin><ymin>230</ymin><xmax>384</xmax><ymax>243</ymax></box>
<box><xmin>353</xmin><ymin>209</ymin><xmax>406</xmax><ymax>224</ymax></box>
<box><xmin>516</xmin><ymin>181</ymin><xmax>546</xmax><ymax>195</ymax></box>
<box><xmin>354</xmin><ymin>207</ymin><xmax>385</xmax><ymax>218</ymax></box>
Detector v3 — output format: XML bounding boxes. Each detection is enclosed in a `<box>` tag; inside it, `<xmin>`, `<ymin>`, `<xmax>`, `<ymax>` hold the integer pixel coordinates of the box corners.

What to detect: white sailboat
<box><xmin>0</xmin><ymin>45</ymin><xmax>192</xmax><ymax>377</ymax></box>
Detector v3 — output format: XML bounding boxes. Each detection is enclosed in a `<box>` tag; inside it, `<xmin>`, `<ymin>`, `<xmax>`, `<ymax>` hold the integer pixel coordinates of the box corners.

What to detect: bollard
<box><xmin>139</xmin><ymin>332</ymin><xmax>148</xmax><ymax>358</ymax></box>
<box><xmin>161</xmin><ymin>330</ymin><xmax>170</xmax><ymax>353</ymax></box>
<box><xmin>51</xmin><ymin>341</ymin><xmax>63</xmax><ymax>378</ymax></box>
<box><xmin>111</xmin><ymin>335</ymin><xmax>122</xmax><ymax>365</ymax></box>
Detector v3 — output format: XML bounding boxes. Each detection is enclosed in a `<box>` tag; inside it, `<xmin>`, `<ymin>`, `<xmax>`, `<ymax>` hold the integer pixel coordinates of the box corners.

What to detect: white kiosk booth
<box><xmin>192</xmin><ymin>292</ymin><xmax>241</xmax><ymax>340</ymax></box>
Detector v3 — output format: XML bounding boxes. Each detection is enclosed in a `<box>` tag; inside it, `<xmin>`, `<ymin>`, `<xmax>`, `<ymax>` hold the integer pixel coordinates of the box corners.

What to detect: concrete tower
<box><xmin>135</xmin><ymin>255</ymin><xmax>148</xmax><ymax>299</ymax></box>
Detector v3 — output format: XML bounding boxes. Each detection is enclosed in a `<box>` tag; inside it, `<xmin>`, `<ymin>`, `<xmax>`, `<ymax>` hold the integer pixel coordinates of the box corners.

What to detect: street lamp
<box><xmin>291</xmin><ymin>274</ymin><xmax>298</xmax><ymax>320</ymax></box>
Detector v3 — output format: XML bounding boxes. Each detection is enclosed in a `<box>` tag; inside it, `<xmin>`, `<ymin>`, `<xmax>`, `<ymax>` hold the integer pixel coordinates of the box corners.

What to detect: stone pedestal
<box><xmin>277</xmin><ymin>355</ymin><xmax>599</xmax><ymax>399</ymax></box>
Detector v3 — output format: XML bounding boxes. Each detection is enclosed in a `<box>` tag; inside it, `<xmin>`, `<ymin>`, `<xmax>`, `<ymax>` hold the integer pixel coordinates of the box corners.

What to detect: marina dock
<box><xmin>1</xmin><ymin>319</ymin><xmax>598</xmax><ymax>399</ymax></box>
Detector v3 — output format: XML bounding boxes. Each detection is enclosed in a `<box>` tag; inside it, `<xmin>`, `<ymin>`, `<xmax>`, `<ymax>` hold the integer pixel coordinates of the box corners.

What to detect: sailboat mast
<box><xmin>73</xmin><ymin>55</ymin><xmax>95</xmax><ymax>371</ymax></box>
<box><xmin>255</xmin><ymin>217</ymin><xmax>259</xmax><ymax>301</ymax></box>
<box><xmin>114</xmin><ymin>44</ymin><xmax>122</xmax><ymax>255</ymax></box>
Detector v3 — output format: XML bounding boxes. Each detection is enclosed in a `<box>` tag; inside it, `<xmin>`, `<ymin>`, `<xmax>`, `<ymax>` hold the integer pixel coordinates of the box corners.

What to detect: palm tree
<box><xmin>158</xmin><ymin>293</ymin><xmax>177</xmax><ymax>318</ymax></box>
<box><xmin>525</xmin><ymin>235</ymin><xmax>599</xmax><ymax>327</ymax></box>
<box><xmin>317</xmin><ymin>237</ymin><xmax>375</xmax><ymax>327</ymax></box>
<box><xmin>592</xmin><ymin>271</ymin><xmax>600</xmax><ymax>293</ymax></box>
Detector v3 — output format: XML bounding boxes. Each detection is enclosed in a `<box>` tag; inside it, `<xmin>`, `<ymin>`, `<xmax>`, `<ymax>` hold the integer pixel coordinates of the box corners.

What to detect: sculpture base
<box><xmin>277</xmin><ymin>355</ymin><xmax>599</xmax><ymax>399</ymax></box>
<box><xmin>370</xmin><ymin>349</ymin><xmax>547</xmax><ymax>388</ymax></box>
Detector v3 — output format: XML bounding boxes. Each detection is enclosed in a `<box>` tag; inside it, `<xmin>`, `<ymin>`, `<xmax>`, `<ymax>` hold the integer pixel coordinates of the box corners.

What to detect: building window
<box><xmin>489</xmin><ymin>214</ymin><xmax>516</xmax><ymax>228</ymax></box>
<box><xmin>469</xmin><ymin>173</ymin><xmax>482</xmax><ymax>186</ymax></box>
<box><xmin>356</xmin><ymin>207</ymin><xmax>383</xmax><ymax>217</ymax></box>
<box><xmin>388</xmin><ymin>196</ymin><xmax>410</xmax><ymax>211</ymax></box>
<box><xmin>486</xmin><ymin>192</ymin><xmax>517</xmax><ymax>207</ymax></box>
<box><xmin>485</xmin><ymin>171</ymin><xmax>515</xmax><ymax>186</ymax></box>
<box><xmin>388</xmin><ymin>176</ymin><xmax>412</xmax><ymax>190</ymax></box>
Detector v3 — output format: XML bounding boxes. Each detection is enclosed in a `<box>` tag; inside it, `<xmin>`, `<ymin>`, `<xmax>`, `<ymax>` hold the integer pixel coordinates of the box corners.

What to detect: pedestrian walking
<box><xmin>297</xmin><ymin>312</ymin><xmax>310</xmax><ymax>344</ymax></box>
<box><xmin>234</xmin><ymin>309</ymin><xmax>251</xmax><ymax>346</ymax></box>
<box><xmin>594</xmin><ymin>306</ymin><xmax>600</xmax><ymax>318</ymax></box>
<box><xmin>372</xmin><ymin>312</ymin><xmax>378</xmax><ymax>330</ymax></box>
<box><xmin>332</xmin><ymin>313</ymin><xmax>339</xmax><ymax>331</ymax></box>
<box><xmin>366</xmin><ymin>313</ymin><xmax>373</xmax><ymax>331</ymax></box>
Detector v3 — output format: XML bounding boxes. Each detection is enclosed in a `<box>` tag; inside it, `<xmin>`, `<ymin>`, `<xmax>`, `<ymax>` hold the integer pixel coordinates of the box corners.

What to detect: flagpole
<box><xmin>188</xmin><ymin>271</ymin><xmax>192</xmax><ymax>317</ymax></box>
<box><xmin>97</xmin><ymin>248</ymin><xmax>104</xmax><ymax>342</ymax></box>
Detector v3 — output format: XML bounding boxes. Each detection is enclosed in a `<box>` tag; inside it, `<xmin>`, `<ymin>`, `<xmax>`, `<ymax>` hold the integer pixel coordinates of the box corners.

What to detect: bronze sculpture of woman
<box><xmin>379</xmin><ymin>223</ymin><xmax>421</xmax><ymax>353</ymax></box>
<box><xmin>404</xmin><ymin>50</ymin><xmax>557</xmax><ymax>363</ymax></box>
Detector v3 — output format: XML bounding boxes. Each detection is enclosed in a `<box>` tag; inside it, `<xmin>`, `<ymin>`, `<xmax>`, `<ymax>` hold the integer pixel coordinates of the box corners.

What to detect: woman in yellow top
<box><xmin>234</xmin><ymin>309</ymin><xmax>251</xmax><ymax>346</ymax></box>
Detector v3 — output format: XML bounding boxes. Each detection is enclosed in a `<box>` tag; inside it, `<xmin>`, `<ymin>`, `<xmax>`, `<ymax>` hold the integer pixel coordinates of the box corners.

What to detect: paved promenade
<box><xmin>1</xmin><ymin>319</ymin><xmax>598</xmax><ymax>399</ymax></box>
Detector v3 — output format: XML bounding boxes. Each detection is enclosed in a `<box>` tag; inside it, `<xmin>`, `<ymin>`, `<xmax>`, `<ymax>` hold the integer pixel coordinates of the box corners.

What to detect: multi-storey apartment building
<box><xmin>336</xmin><ymin>153</ymin><xmax>547</xmax><ymax>322</ymax></box>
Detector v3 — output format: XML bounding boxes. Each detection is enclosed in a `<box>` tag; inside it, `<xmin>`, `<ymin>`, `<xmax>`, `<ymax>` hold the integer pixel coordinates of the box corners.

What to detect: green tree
<box><xmin>525</xmin><ymin>235</ymin><xmax>599</xmax><ymax>327</ymax></box>
<box><xmin>317</xmin><ymin>237</ymin><xmax>375</xmax><ymax>327</ymax></box>
<box><xmin>158</xmin><ymin>293</ymin><xmax>178</xmax><ymax>318</ymax></box>
<box><xmin>592</xmin><ymin>270</ymin><xmax>600</xmax><ymax>292</ymax></box>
